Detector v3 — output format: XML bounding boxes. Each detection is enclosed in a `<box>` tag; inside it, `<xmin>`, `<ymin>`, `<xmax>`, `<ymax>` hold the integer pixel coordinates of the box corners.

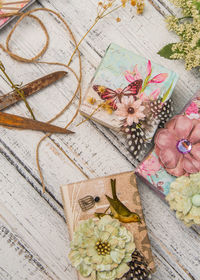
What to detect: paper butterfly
<box><xmin>92</xmin><ymin>79</ymin><xmax>143</xmax><ymax>110</ymax></box>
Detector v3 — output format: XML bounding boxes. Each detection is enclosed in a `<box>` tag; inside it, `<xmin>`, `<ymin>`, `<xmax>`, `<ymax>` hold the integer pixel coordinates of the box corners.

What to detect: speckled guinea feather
<box><xmin>124</xmin><ymin>99</ymin><xmax>173</xmax><ymax>159</ymax></box>
<box><xmin>118</xmin><ymin>249</ymin><xmax>151</xmax><ymax>280</ymax></box>
<box><xmin>124</xmin><ymin>123</ymin><xmax>147</xmax><ymax>160</ymax></box>
<box><xmin>149</xmin><ymin>98</ymin><xmax>174</xmax><ymax>128</ymax></box>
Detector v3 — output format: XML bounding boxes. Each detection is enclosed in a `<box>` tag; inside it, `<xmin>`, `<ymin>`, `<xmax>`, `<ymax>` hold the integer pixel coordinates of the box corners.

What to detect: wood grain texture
<box><xmin>0</xmin><ymin>0</ymin><xmax>199</xmax><ymax>279</ymax></box>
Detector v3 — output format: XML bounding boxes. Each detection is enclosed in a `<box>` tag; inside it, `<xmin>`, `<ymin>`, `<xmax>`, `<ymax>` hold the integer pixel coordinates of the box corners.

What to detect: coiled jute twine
<box><xmin>0</xmin><ymin>8</ymin><xmax>83</xmax><ymax>193</ymax></box>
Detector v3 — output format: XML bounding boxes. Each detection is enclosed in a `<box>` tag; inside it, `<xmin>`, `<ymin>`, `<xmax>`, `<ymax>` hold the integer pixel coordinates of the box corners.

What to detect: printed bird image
<box><xmin>95</xmin><ymin>178</ymin><xmax>141</xmax><ymax>223</ymax></box>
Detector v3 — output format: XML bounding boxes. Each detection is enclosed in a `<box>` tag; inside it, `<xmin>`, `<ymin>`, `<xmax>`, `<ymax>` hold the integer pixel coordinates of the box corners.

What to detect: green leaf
<box><xmin>157</xmin><ymin>43</ymin><xmax>178</xmax><ymax>60</ymax></box>
<box><xmin>141</xmin><ymin>74</ymin><xmax>151</xmax><ymax>92</ymax></box>
<box><xmin>162</xmin><ymin>81</ymin><xmax>173</xmax><ymax>103</ymax></box>
<box><xmin>194</xmin><ymin>1</ymin><xmax>200</xmax><ymax>13</ymax></box>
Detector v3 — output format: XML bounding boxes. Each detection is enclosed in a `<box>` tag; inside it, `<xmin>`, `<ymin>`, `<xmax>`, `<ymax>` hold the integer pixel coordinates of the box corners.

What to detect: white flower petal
<box><xmin>115</xmin><ymin>263</ymin><xmax>130</xmax><ymax>278</ymax></box>
<box><xmin>110</xmin><ymin>248</ymin><xmax>125</xmax><ymax>264</ymax></box>
<box><xmin>79</xmin><ymin>262</ymin><xmax>93</xmax><ymax>277</ymax></box>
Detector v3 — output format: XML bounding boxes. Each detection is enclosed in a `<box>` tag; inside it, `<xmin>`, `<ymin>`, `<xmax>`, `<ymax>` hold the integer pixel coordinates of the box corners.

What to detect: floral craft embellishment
<box><xmin>68</xmin><ymin>215</ymin><xmax>135</xmax><ymax>280</ymax></box>
<box><xmin>166</xmin><ymin>173</ymin><xmax>200</xmax><ymax>226</ymax></box>
<box><xmin>116</xmin><ymin>96</ymin><xmax>145</xmax><ymax>126</ymax></box>
<box><xmin>92</xmin><ymin>79</ymin><xmax>142</xmax><ymax>110</ymax></box>
<box><xmin>154</xmin><ymin>115</ymin><xmax>200</xmax><ymax>177</ymax></box>
<box><xmin>89</xmin><ymin>59</ymin><xmax>173</xmax><ymax>160</ymax></box>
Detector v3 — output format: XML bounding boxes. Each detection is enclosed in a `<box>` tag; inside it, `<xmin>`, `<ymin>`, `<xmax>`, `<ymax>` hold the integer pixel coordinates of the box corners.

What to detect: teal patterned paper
<box><xmin>137</xmin><ymin>92</ymin><xmax>200</xmax><ymax>198</ymax></box>
<box><xmin>136</xmin><ymin>151</ymin><xmax>175</xmax><ymax>197</ymax></box>
<box><xmin>80</xmin><ymin>43</ymin><xmax>179</xmax><ymax>161</ymax></box>
<box><xmin>94</xmin><ymin>43</ymin><xmax>178</xmax><ymax>100</ymax></box>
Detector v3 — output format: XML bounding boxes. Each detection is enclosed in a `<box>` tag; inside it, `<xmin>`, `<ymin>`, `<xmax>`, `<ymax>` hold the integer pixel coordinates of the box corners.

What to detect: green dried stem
<box><xmin>0</xmin><ymin>61</ymin><xmax>35</xmax><ymax>119</ymax></box>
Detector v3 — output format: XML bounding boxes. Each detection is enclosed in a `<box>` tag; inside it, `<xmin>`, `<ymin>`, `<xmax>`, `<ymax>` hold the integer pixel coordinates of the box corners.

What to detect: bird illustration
<box><xmin>95</xmin><ymin>179</ymin><xmax>141</xmax><ymax>223</ymax></box>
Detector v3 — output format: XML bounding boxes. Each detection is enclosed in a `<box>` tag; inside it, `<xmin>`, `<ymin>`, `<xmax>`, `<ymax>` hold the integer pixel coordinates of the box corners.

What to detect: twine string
<box><xmin>0</xmin><ymin>8</ymin><xmax>82</xmax><ymax>193</ymax></box>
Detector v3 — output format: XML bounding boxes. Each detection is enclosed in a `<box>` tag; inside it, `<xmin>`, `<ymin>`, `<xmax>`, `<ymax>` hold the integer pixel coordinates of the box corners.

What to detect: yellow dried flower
<box><xmin>131</xmin><ymin>0</ymin><xmax>136</xmax><ymax>6</ymax></box>
<box><xmin>116</xmin><ymin>17</ymin><xmax>121</xmax><ymax>22</ymax></box>
<box><xmin>87</xmin><ymin>96</ymin><xmax>96</xmax><ymax>105</ymax></box>
<box><xmin>98</xmin><ymin>86</ymin><xmax>106</xmax><ymax>93</ymax></box>
<box><xmin>98</xmin><ymin>1</ymin><xmax>103</xmax><ymax>5</ymax></box>
<box><xmin>137</xmin><ymin>7</ymin><xmax>144</xmax><ymax>14</ymax></box>
<box><xmin>101</xmin><ymin>100</ymin><xmax>113</xmax><ymax>114</ymax></box>
<box><xmin>121</xmin><ymin>0</ymin><xmax>127</xmax><ymax>7</ymax></box>
<box><xmin>137</xmin><ymin>0</ymin><xmax>145</xmax><ymax>14</ymax></box>
<box><xmin>106</xmin><ymin>108</ymin><xmax>113</xmax><ymax>114</ymax></box>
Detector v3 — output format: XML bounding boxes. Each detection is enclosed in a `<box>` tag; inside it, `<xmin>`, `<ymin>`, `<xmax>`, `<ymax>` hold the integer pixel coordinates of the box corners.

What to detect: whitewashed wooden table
<box><xmin>0</xmin><ymin>0</ymin><xmax>200</xmax><ymax>279</ymax></box>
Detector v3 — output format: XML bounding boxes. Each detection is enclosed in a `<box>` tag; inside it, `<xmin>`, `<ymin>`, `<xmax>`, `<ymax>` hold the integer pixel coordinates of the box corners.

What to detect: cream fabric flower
<box><xmin>116</xmin><ymin>96</ymin><xmax>145</xmax><ymax>126</ymax></box>
<box><xmin>166</xmin><ymin>173</ymin><xmax>200</xmax><ymax>226</ymax></box>
<box><xmin>68</xmin><ymin>216</ymin><xmax>135</xmax><ymax>280</ymax></box>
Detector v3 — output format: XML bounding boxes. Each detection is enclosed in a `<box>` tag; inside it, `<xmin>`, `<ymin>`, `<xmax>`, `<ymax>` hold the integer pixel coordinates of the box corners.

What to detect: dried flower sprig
<box><xmin>0</xmin><ymin>61</ymin><xmax>35</xmax><ymax>119</ymax></box>
<box><xmin>68</xmin><ymin>0</ymin><xmax>145</xmax><ymax>65</ymax></box>
<box><xmin>77</xmin><ymin>98</ymin><xmax>113</xmax><ymax>127</ymax></box>
<box><xmin>158</xmin><ymin>0</ymin><xmax>200</xmax><ymax>70</ymax></box>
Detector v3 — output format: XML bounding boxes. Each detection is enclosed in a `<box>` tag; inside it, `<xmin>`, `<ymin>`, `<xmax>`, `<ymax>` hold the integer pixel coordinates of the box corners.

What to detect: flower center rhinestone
<box><xmin>176</xmin><ymin>139</ymin><xmax>192</xmax><ymax>154</ymax></box>
<box><xmin>95</xmin><ymin>240</ymin><xmax>111</xmax><ymax>255</ymax></box>
<box><xmin>128</xmin><ymin>107</ymin><xmax>135</xmax><ymax>114</ymax></box>
<box><xmin>192</xmin><ymin>194</ymin><xmax>200</xmax><ymax>207</ymax></box>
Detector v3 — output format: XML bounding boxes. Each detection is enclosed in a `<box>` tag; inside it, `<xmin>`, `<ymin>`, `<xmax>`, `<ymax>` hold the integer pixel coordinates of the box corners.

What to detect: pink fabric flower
<box><xmin>116</xmin><ymin>96</ymin><xmax>145</xmax><ymax>126</ymax></box>
<box><xmin>138</xmin><ymin>154</ymin><xmax>161</xmax><ymax>177</ymax></box>
<box><xmin>155</xmin><ymin>115</ymin><xmax>200</xmax><ymax>177</ymax></box>
<box><xmin>125</xmin><ymin>65</ymin><xmax>142</xmax><ymax>83</ymax></box>
<box><xmin>148</xmin><ymin>73</ymin><xmax>168</xmax><ymax>84</ymax></box>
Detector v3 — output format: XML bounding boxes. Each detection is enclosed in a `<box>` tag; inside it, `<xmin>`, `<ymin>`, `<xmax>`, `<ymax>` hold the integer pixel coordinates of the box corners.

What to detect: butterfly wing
<box><xmin>93</xmin><ymin>85</ymin><xmax>118</xmax><ymax>110</ymax></box>
<box><xmin>122</xmin><ymin>79</ymin><xmax>143</xmax><ymax>97</ymax></box>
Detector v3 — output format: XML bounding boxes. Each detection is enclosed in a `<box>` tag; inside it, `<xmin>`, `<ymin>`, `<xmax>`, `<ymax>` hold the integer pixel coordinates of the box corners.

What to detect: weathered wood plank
<box><xmin>0</xmin><ymin>156</ymin><xmax>78</xmax><ymax>280</ymax></box>
<box><xmin>0</xmin><ymin>144</ymin><xmax>191</xmax><ymax>280</ymax></box>
<box><xmin>0</xmin><ymin>147</ymin><xmax>197</xmax><ymax>280</ymax></box>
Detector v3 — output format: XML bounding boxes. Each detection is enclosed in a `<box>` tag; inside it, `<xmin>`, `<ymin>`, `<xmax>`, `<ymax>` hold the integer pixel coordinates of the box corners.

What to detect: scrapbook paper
<box><xmin>80</xmin><ymin>43</ymin><xmax>179</xmax><ymax>162</ymax></box>
<box><xmin>0</xmin><ymin>0</ymin><xmax>36</xmax><ymax>29</ymax></box>
<box><xmin>61</xmin><ymin>171</ymin><xmax>155</xmax><ymax>280</ymax></box>
<box><xmin>136</xmin><ymin>91</ymin><xmax>200</xmax><ymax>199</ymax></box>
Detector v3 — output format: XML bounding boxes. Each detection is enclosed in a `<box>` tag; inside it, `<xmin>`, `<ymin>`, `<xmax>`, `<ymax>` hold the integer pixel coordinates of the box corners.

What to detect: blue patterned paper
<box><xmin>93</xmin><ymin>43</ymin><xmax>179</xmax><ymax>101</ymax></box>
